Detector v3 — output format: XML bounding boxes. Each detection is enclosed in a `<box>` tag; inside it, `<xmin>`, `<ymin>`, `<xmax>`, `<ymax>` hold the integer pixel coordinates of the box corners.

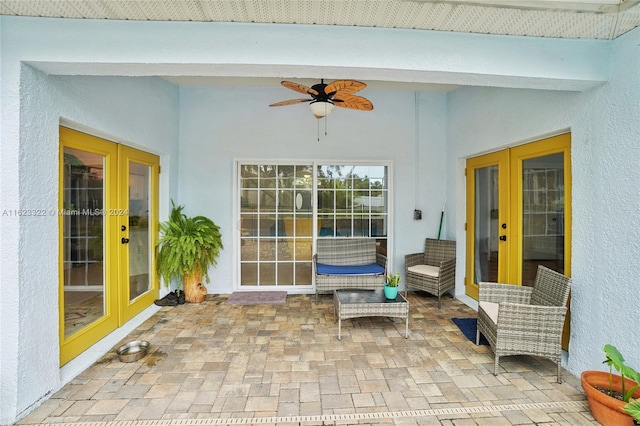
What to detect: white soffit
<box><xmin>1</xmin><ymin>0</ymin><xmax>639</xmax><ymax>40</ymax></box>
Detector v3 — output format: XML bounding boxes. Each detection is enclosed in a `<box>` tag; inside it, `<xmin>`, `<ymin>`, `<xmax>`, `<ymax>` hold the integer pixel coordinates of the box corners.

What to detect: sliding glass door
<box><xmin>238</xmin><ymin>162</ymin><xmax>389</xmax><ymax>290</ymax></box>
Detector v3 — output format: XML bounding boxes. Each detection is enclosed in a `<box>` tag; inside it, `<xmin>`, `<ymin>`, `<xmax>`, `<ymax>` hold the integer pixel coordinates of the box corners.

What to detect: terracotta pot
<box><xmin>183</xmin><ymin>272</ymin><xmax>207</xmax><ymax>303</ymax></box>
<box><xmin>581</xmin><ymin>370</ymin><xmax>640</xmax><ymax>426</ymax></box>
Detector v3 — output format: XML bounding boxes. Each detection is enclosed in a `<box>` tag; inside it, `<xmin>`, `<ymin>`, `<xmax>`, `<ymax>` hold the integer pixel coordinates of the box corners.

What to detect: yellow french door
<box><xmin>59</xmin><ymin>127</ymin><xmax>159</xmax><ymax>366</ymax></box>
<box><xmin>465</xmin><ymin>133</ymin><xmax>572</xmax><ymax>347</ymax></box>
<box><xmin>466</xmin><ymin>133</ymin><xmax>572</xmax><ymax>292</ymax></box>
<box><xmin>118</xmin><ymin>146</ymin><xmax>159</xmax><ymax>323</ymax></box>
<box><xmin>465</xmin><ymin>149</ymin><xmax>510</xmax><ymax>299</ymax></box>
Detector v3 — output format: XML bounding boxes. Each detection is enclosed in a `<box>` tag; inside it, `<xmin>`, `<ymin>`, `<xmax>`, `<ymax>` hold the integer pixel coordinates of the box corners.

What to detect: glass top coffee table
<box><xmin>333</xmin><ymin>289</ymin><xmax>409</xmax><ymax>340</ymax></box>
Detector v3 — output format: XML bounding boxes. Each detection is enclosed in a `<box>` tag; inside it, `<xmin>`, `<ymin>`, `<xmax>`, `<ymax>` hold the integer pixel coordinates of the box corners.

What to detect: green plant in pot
<box><xmin>624</xmin><ymin>400</ymin><xmax>640</xmax><ymax>425</ymax></box>
<box><xmin>384</xmin><ymin>272</ymin><xmax>400</xmax><ymax>300</ymax></box>
<box><xmin>603</xmin><ymin>345</ymin><xmax>640</xmax><ymax>401</ymax></box>
<box><xmin>156</xmin><ymin>200</ymin><xmax>223</xmax><ymax>303</ymax></box>
<box><xmin>581</xmin><ymin>344</ymin><xmax>640</xmax><ymax>426</ymax></box>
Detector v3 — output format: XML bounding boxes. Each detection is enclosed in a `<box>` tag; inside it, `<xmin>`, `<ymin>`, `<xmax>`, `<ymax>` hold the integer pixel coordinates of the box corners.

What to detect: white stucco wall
<box><xmin>0</xmin><ymin>66</ymin><xmax>179</xmax><ymax>423</ymax></box>
<box><xmin>0</xmin><ymin>13</ymin><xmax>634</xmax><ymax>425</ymax></box>
<box><xmin>568</xmin><ymin>28</ymin><xmax>640</xmax><ymax>373</ymax></box>
<box><xmin>447</xmin><ymin>29</ymin><xmax>640</xmax><ymax>377</ymax></box>
<box><xmin>177</xmin><ymin>87</ymin><xmax>447</xmax><ymax>294</ymax></box>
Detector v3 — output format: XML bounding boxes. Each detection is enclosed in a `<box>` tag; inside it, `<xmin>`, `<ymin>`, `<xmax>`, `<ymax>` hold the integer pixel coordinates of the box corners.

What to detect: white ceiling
<box><xmin>2</xmin><ymin>0</ymin><xmax>639</xmax><ymax>40</ymax></box>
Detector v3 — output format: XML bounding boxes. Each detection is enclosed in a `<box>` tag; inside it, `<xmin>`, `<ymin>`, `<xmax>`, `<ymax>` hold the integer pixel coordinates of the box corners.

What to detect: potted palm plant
<box><xmin>581</xmin><ymin>344</ymin><xmax>640</xmax><ymax>426</ymax></box>
<box><xmin>156</xmin><ymin>200</ymin><xmax>223</xmax><ymax>304</ymax></box>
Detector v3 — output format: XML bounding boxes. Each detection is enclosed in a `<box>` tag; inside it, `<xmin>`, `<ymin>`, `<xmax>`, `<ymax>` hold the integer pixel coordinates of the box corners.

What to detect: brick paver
<box><xmin>18</xmin><ymin>293</ymin><xmax>596</xmax><ymax>425</ymax></box>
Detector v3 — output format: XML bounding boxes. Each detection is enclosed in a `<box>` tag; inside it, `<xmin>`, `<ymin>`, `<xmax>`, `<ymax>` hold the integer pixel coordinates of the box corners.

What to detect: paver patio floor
<box><xmin>19</xmin><ymin>293</ymin><xmax>597</xmax><ymax>425</ymax></box>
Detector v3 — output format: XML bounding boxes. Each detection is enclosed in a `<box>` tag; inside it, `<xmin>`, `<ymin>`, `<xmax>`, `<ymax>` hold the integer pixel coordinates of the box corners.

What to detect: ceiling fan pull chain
<box><xmin>324</xmin><ymin>116</ymin><xmax>328</xmax><ymax>136</ymax></box>
<box><xmin>317</xmin><ymin>119</ymin><xmax>320</xmax><ymax>142</ymax></box>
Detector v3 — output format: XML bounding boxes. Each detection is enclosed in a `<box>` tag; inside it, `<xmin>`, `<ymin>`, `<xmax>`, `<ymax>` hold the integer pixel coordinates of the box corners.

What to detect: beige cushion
<box><xmin>407</xmin><ymin>264</ymin><xmax>440</xmax><ymax>277</ymax></box>
<box><xmin>479</xmin><ymin>301</ymin><xmax>499</xmax><ymax>324</ymax></box>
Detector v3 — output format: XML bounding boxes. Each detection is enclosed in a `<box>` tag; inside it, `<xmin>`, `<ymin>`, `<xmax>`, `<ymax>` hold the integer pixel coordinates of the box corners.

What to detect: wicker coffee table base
<box><xmin>333</xmin><ymin>289</ymin><xmax>409</xmax><ymax>340</ymax></box>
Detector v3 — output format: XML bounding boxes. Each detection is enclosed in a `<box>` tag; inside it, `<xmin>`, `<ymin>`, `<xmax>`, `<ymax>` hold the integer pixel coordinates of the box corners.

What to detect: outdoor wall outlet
<box><xmin>413</xmin><ymin>209</ymin><xmax>422</xmax><ymax>220</ymax></box>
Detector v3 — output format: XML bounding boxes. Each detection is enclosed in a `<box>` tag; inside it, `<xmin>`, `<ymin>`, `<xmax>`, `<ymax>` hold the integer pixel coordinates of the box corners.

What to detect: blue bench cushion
<box><xmin>317</xmin><ymin>263</ymin><xmax>385</xmax><ymax>276</ymax></box>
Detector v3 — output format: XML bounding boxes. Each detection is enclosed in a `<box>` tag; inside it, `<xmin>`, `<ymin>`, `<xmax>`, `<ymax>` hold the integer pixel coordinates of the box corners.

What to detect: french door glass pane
<box><xmin>521</xmin><ymin>153</ymin><xmax>565</xmax><ymax>286</ymax></box>
<box><xmin>474</xmin><ymin>165</ymin><xmax>499</xmax><ymax>284</ymax></box>
<box><xmin>63</xmin><ymin>148</ymin><xmax>106</xmax><ymax>338</ymax></box>
<box><xmin>128</xmin><ymin>161</ymin><xmax>152</xmax><ymax>301</ymax></box>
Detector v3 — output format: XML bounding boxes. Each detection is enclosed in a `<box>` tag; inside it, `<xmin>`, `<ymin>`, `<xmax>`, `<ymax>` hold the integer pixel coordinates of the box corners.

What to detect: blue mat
<box><xmin>452</xmin><ymin>318</ymin><xmax>488</xmax><ymax>345</ymax></box>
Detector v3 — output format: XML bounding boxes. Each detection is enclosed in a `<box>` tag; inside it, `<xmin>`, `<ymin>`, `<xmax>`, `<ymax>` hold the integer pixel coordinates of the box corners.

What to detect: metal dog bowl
<box><xmin>116</xmin><ymin>340</ymin><xmax>149</xmax><ymax>363</ymax></box>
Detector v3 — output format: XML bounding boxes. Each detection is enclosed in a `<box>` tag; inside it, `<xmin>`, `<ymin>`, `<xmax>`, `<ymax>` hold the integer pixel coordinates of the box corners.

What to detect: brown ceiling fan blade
<box><xmin>281</xmin><ymin>81</ymin><xmax>319</xmax><ymax>96</ymax></box>
<box><xmin>269</xmin><ymin>98</ymin><xmax>312</xmax><ymax>107</ymax></box>
<box><xmin>325</xmin><ymin>80</ymin><xmax>367</xmax><ymax>96</ymax></box>
<box><xmin>333</xmin><ymin>94</ymin><xmax>374</xmax><ymax>111</ymax></box>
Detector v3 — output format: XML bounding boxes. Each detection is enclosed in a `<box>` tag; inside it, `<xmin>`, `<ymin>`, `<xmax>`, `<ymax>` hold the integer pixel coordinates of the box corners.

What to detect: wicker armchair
<box><xmin>405</xmin><ymin>238</ymin><xmax>456</xmax><ymax>308</ymax></box>
<box><xmin>476</xmin><ymin>265</ymin><xmax>572</xmax><ymax>383</ymax></box>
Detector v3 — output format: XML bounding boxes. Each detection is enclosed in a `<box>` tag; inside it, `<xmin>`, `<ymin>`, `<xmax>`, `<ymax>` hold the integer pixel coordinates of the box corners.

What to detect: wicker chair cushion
<box><xmin>479</xmin><ymin>301</ymin><xmax>499</xmax><ymax>323</ymax></box>
<box><xmin>407</xmin><ymin>264</ymin><xmax>440</xmax><ymax>277</ymax></box>
<box><xmin>316</xmin><ymin>263</ymin><xmax>385</xmax><ymax>275</ymax></box>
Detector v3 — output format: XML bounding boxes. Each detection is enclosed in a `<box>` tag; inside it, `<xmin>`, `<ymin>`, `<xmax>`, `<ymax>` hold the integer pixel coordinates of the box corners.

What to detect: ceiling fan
<box><xmin>269</xmin><ymin>79</ymin><xmax>374</xmax><ymax>118</ymax></box>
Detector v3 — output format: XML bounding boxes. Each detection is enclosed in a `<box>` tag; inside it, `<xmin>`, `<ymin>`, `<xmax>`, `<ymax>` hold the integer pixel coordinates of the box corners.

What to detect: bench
<box><xmin>314</xmin><ymin>238</ymin><xmax>387</xmax><ymax>303</ymax></box>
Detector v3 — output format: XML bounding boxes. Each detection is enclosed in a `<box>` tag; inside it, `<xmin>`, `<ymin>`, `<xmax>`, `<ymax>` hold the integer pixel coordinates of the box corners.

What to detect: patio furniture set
<box><xmin>316</xmin><ymin>237</ymin><xmax>456</xmax><ymax>341</ymax></box>
<box><xmin>315</xmin><ymin>237</ymin><xmax>572</xmax><ymax>383</ymax></box>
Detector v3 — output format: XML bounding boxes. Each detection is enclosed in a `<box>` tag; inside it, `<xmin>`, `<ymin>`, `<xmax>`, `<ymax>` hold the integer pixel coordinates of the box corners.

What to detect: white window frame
<box><xmin>234</xmin><ymin>159</ymin><xmax>393</xmax><ymax>293</ymax></box>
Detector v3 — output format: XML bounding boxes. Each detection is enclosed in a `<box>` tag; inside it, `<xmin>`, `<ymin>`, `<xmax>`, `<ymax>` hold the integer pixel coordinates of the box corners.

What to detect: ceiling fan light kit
<box><xmin>309</xmin><ymin>101</ymin><xmax>335</xmax><ymax>118</ymax></box>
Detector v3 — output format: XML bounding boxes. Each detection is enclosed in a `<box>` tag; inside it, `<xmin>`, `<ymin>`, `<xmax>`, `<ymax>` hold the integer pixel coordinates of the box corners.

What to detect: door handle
<box><xmin>499</xmin><ymin>235</ymin><xmax>507</xmax><ymax>241</ymax></box>
<box><xmin>121</xmin><ymin>237</ymin><xmax>130</xmax><ymax>244</ymax></box>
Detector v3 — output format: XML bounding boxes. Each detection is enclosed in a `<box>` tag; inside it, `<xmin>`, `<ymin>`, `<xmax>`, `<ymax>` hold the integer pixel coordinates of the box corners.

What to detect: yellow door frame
<box><xmin>59</xmin><ymin>127</ymin><xmax>159</xmax><ymax>365</ymax></box>
<box><xmin>59</xmin><ymin>127</ymin><xmax>120</xmax><ymax>366</ymax></box>
<box><xmin>465</xmin><ymin>149</ymin><xmax>510</xmax><ymax>300</ymax></box>
<box><xmin>508</xmin><ymin>134</ymin><xmax>572</xmax><ymax>284</ymax></box>
<box><xmin>465</xmin><ymin>133</ymin><xmax>572</xmax><ymax>349</ymax></box>
<box><xmin>118</xmin><ymin>145</ymin><xmax>160</xmax><ymax>324</ymax></box>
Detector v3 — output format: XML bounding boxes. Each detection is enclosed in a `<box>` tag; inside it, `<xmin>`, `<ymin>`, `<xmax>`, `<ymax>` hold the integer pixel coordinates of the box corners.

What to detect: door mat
<box><xmin>226</xmin><ymin>291</ymin><xmax>287</xmax><ymax>305</ymax></box>
<box><xmin>451</xmin><ymin>317</ymin><xmax>488</xmax><ymax>345</ymax></box>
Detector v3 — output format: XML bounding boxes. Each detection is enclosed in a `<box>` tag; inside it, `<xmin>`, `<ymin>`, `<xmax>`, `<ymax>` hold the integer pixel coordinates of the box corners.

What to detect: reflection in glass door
<box><xmin>62</xmin><ymin>147</ymin><xmax>109</xmax><ymax>338</ymax></box>
<box><xmin>119</xmin><ymin>146</ymin><xmax>159</xmax><ymax>323</ymax></box>
<box><xmin>519</xmin><ymin>153</ymin><xmax>567</xmax><ymax>286</ymax></box>
<box><xmin>473</xmin><ymin>165</ymin><xmax>499</xmax><ymax>284</ymax></box>
<box><xmin>128</xmin><ymin>163</ymin><xmax>151</xmax><ymax>300</ymax></box>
